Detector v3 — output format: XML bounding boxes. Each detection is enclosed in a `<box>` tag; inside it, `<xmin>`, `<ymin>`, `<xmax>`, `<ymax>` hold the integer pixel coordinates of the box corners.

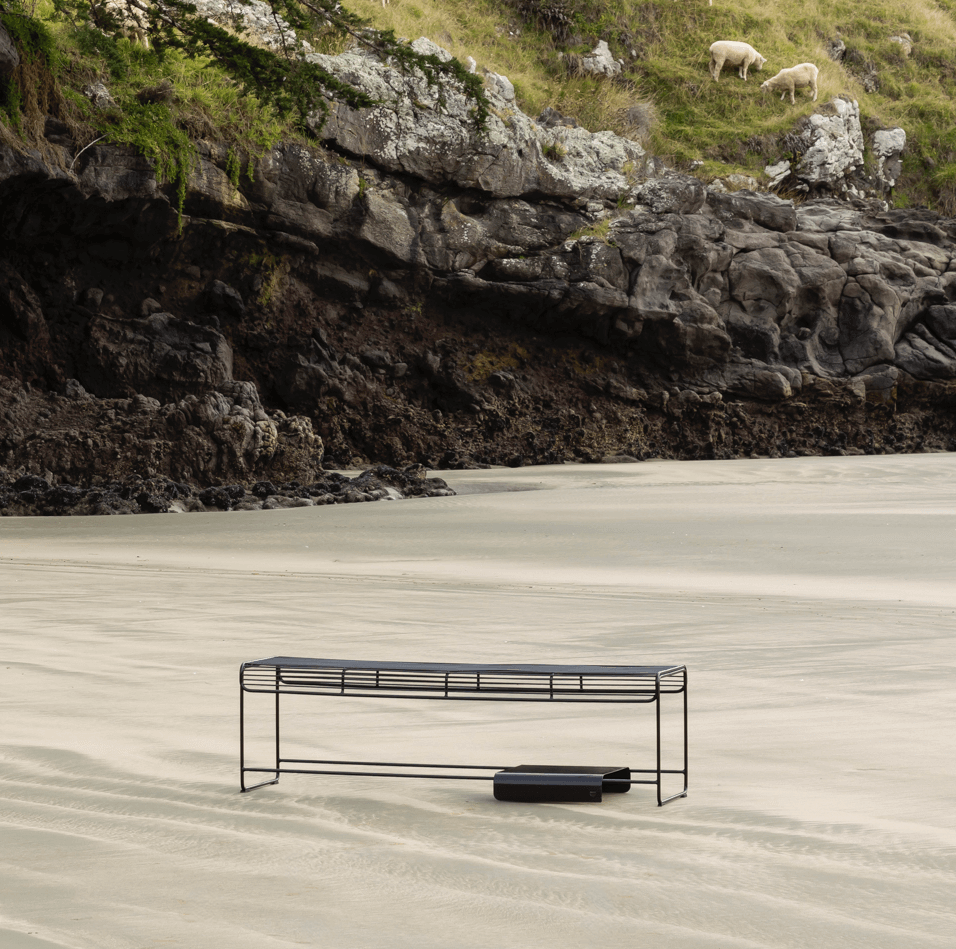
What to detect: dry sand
<box><xmin>2</xmin><ymin>454</ymin><xmax>955</xmax><ymax>948</ymax></box>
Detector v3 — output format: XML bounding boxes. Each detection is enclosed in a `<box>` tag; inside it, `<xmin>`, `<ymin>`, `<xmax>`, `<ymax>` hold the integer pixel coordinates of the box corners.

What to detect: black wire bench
<box><xmin>239</xmin><ymin>658</ymin><xmax>688</xmax><ymax>805</ymax></box>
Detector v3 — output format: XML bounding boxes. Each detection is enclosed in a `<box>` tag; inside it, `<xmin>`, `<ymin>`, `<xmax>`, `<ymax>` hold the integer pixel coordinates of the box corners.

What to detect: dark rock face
<box><xmin>81</xmin><ymin>312</ymin><xmax>234</xmax><ymax>400</ymax></box>
<box><xmin>0</xmin><ymin>464</ymin><xmax>453</xmax><ymax>516</ymax></box>
<box><xmin>2</xmin><ymin>46</ymin><xmax>956</xmax><ymax>506</ymax></box>
<box><xmin>0</xmin><ymin>23</ymin><xmax>19</xmax><ymax>78</ymax></box>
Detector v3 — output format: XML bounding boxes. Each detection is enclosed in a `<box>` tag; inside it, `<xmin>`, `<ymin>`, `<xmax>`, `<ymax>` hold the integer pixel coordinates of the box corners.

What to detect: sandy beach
<box><xmin>2</xmin><ymin>454</ymin><xmax>955</xmax><ymax>948</ymax></box>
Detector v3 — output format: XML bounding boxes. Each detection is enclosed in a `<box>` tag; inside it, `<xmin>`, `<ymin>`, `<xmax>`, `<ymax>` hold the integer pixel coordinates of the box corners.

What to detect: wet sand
<box><xmin>2</xmin><ymin>454</ymin><xmax>955</xmax><ymax>948</ymax></box>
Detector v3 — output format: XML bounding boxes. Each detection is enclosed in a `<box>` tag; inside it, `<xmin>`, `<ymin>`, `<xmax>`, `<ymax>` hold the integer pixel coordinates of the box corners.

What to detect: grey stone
<box><xmin>765</xmin><ymin>160</ymin><xmax>791</xmax><ymax>188</ymax></box>
<box><xmin>0</xmin><ymin>262</ymin><xmax>48</xmax><ymax>343</ymax></box>
<box><xmin>895</xmin><ymin>324</ymin><xmax>956</xmax><ymax>379</ymax></box>
<box><xmin>797</xmin><ymin>98</ymin><xmax>865</xmax><ymax>189</ymax></box>
<box><xmin>888</xmin><ymin>33</ymin><xmax>912</xmax><ymax>57</ymax></box>
<box><xmin>360</xmin><ymin>190</ymin><xmax>422</xmax><ymax>265</ymax></box>
<box><xmin>872</xmin><ymin>128</ymin><xmax>906</xmax><ymax>190</ymax></box>
<box><xmin>708</xmin><ymin>190</ymin><xmax>796</xmax><ymax>232</ymax></box>
<box><xmin>484</xmin><ymin>71</ymin><xmax>515</xmax><ymax>102</ymax></box>
<box><xmin>708</xmin><ymin>174</ymin><xmax>760</xmax><ymax>194</ymax></box>
<box><xmin>0</xmin><ymin>23</ymin><xmax>19</xmax><ymax>77</ymax></box>
<box><xmin>856</xmin><ymin>365</ymin><xmax>899</xmax><ymax>403</ymax></box>
<box><xmin>82</xmin><ymin>83</ymin><xmax>115</xmax><ymax>109</ymax></box>
<box><xmin>579</xmin><ymin>41</ymin><xmax>623</xmax><ymax>78</ymax></box>
<box><xmin>206</xmin><ymin>280</ymin><xmax>246</xmax><ymax>316</ymax></box>
<box><xmin>82</xmin><ymin>288</ymin><xmax>105</xmax><ymax>310</ymax></box>
<box><xmin>304</xmin><ymin>38</ymin><xmax>644</xmax><ymax>204</ymax></box>
<box><xmin>826</xmin><ymin>38</ymin><xmax>847</xmax><ymax>62</ymax></box>
<box><xmin>632</xmin><ymin>176</ymin><xmax>706</xmax><ymax>215</ymax></box>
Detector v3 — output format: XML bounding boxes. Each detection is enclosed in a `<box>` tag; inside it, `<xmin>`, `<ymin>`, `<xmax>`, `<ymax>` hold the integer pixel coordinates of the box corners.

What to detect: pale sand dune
<box><xmin>1</xmin><ymin>454</ymin><xmax>955</xmax><ymax>948</ymax></box>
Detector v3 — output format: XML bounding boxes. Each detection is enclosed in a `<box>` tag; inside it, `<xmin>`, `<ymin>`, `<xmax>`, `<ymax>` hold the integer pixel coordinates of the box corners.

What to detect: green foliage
<box><xmin>225</xmin><ymin>146</ymin><xmax>240</xmax><ymax>187</ymax></box>
<box><xmin>568</xmin><ymin>218</ymin><xmax>613</xmax><ymax>242</ymax></box>
<box><xmin>0</xmin><ymin>5</ymin><xmax>59</xmax><ymax>66</ymax></box>
<box><xmin>0</xmin><ymin>69</ymin><xmax>22</xmax><ymax>131</ymax></box>
<box><xmin>245</xmin><ymin>250</ymin><xmax>285</xmax><ymax>305</ymax></box>
<box><xmin>69</xmin><ymin>17</ymin><xmax>147</xmax><ymax>78</ymax></box>
<box><xmin>59</xmin><ymin>24</ymin><xmax>282</xmax><ymax>224</ymax></box>
<box><xmin>0</xmin><ymin>3</ymin><xmax>60</xmax><ymax>130</ymax></box>
<box><xmin>0</xmin><ymin>0</ymin><xmax>492</xmax><ymax>228</ymax></box>
<box><xmin>142</xmin><ymin>0</ymin><xmax>370</xmax><ymax>129</ymax></box>
<box><xmin>542</xmin><ymin>138</ymin><xmax>566</xmax><ymax>161</ymax></box>
<box><xmin>92</xmin><ymin>98</ymin><xmax>194</xmax><ymax>227</ymax></box>
<box><xmin>54</xmin><ymin>0</ymin><xmax>489</xmax><ymax>132</ymax></box>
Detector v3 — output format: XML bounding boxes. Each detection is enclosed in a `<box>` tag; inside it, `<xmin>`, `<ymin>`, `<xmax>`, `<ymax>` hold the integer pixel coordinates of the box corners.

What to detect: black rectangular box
<box><xmin>493</xmin><ymin>765</ymin><xmax>631</xmax><ymax>803</ymax></box>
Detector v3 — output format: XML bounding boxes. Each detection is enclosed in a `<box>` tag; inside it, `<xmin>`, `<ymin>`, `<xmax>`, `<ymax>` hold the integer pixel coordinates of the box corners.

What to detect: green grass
<box><xmin>362</xmin><ymin>0</ymin><xmax>956</xmax><ymax>209</ymax></box>
<box><xmin>5</xmin><ymin>0</ymin><xmax>956</xmax><ymax>210</ymax></box>
<box><xmin>64</xmin><ymin>21</ymin><xmax>294</xmax><ymax>156</ymax></box>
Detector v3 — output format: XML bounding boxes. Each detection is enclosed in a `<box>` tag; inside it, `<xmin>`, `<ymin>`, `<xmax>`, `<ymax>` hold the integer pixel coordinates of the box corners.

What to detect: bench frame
<box><xmin>239</xmin><ymin>658</ymin><xmax>688</xmax><ymax>806</ymax></box>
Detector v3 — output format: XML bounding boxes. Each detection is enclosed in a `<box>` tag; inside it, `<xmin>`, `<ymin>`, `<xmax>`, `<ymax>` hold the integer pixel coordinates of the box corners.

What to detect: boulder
<box><xmin>0</xmin><ymin>262</ymin><xmax>48</xmax><ymax>344</ymax></box>
<box><xmin>826</xmin><ymin>38</ymin><xmax>847</xmax><ymax>62</ymax></box>
<box><xmin>888</xmin><ymin>33</ymin><xmax>913</xmax><ymax>57</ymax></box>
<box><xmin>304</xmin><ymin>38</ymin><xmax>644</xmax><ymax>204</ymax></box>
<box><xmin>795</xmin><ymin>98</ymin><xmax>865</xmax><ymax>192</ymax></box>
<box><xmin>579</xmin><ymin>41</ymin><xmax>623</xmax><ymax>78</ymax></box>
<box><xmin>82</xmin><ymin>82</ymin><xmax>116</xmax><ymax>109</ymax></box>
<box><xmin>81</xmin><ymin>313</ymin><xmax>234</xmax><ymax>401</ymax></box>
<box><xmin>708</xmin><ymin>189</ymin><xmax>796</xmax><ymax>232</ymax></box>
<box><xmin>632</xmin><ymin>176</ymin><xmax>706</xmax><ymax>215</ymax></box>
<box><xmin>872</xmin><ymin>128</ymin><xmax>906</xmax><ymax>192</ymax></box>
<box><xmin>765</xmin><ymin>99</ymin><xmax>865</xmax><ymax>197</ymax></box>
<box><xmin>895</xmin><ymin>324</ymin><xmax>956</xmax><ymax>379</ymax></box>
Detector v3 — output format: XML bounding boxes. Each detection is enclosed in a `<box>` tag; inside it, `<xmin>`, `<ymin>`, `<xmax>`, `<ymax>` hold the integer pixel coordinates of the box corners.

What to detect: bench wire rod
<box><xmin>242</xmin><ymin>766</ymin><xmax>663</xmax><ymax>785</ymax></box>
<box><xmin>276</xmin><ymin>756</ymin><xmax>686</xmax><ymax>777</ymax></box>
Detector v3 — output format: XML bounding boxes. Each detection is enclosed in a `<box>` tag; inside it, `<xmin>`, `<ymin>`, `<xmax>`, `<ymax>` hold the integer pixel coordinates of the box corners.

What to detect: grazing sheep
<box><xmin>760</xmin><ymin>63</ymin><xmax>819</xmax><ymax>104</ymax></box>
<box><xmin>709</xmin><ymin>40</ymin><xmax>767</xmax><ymax>81</ymax></box>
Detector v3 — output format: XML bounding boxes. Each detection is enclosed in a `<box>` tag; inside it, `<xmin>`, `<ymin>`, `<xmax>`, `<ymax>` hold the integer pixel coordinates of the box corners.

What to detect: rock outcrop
<box><xmin>872</xmin><ymin>128</ymin><xmax>907</xmax><ymax>193</ymax></box>
<box><xmin>0</xmin><ymin>20</ymin><xmax>19</xmax><ymax>77</ymax></box>
<box><xmin>305</xmin><ymin>38</ymin><xmax>645</xmax><ymax>204</ymax></box>
<box><xmin>0</xmin><ymin>462</ymin><xmax>454</xmax><ymax>516</ymax></box>
<box><xmin>2</xmin><ymin>39</ymin><xmax>956</xmax><ymax>508</ymax></box>
<box><xmin>765</xmin><ymin>97</ymin><xmax>906</xmax><ymax>202</ymax></box>
<box><xmin>578</xmin><ymin>41</ymin><xmax>624</xmax><ymax>78</ymax></box>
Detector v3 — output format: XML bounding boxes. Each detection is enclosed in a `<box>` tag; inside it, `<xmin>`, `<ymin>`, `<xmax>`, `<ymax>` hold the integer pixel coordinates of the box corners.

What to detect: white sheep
<box><xmin>709</xmin><ymin>41</ymin><xmax>767</xmax><ymax>82</ymax></box>
<box><xmin>760</xmin><ymin>63</ymin><xmax>819</xmax><ymax>104</ymax></box>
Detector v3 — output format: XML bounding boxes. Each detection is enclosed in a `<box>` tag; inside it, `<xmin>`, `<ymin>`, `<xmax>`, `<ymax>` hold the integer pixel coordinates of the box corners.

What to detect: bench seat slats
<box><xmin>241</xmin><ymin>657</ymin><xmax>686</xmax><ymax>702</ymax></box>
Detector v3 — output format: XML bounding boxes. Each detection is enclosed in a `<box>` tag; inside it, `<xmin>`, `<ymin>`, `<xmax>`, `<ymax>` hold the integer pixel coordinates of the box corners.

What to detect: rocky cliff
<box><xmin>2</xmin><ymin>34</ymin><xmax>956</xmax><ymax>513</ymax></box>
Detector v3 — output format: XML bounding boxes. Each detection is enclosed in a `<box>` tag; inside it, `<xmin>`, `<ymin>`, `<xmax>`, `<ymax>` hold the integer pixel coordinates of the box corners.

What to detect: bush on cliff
<box><xmin>0</xmin><ymin>0</ymin><xmax>489</xmax><ymax>222</ymax></box>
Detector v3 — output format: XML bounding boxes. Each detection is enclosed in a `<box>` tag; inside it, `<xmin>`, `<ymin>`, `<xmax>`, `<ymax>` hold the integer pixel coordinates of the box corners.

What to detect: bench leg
<box><xmin>240</xmin><ymin>674</ymin><xmax>281</xmax><ymax>792</ymax></box>
<box><xmin>656</xmin><ymin>668</ymin><xmax>688</xmax><ymax>806</ymax></box>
